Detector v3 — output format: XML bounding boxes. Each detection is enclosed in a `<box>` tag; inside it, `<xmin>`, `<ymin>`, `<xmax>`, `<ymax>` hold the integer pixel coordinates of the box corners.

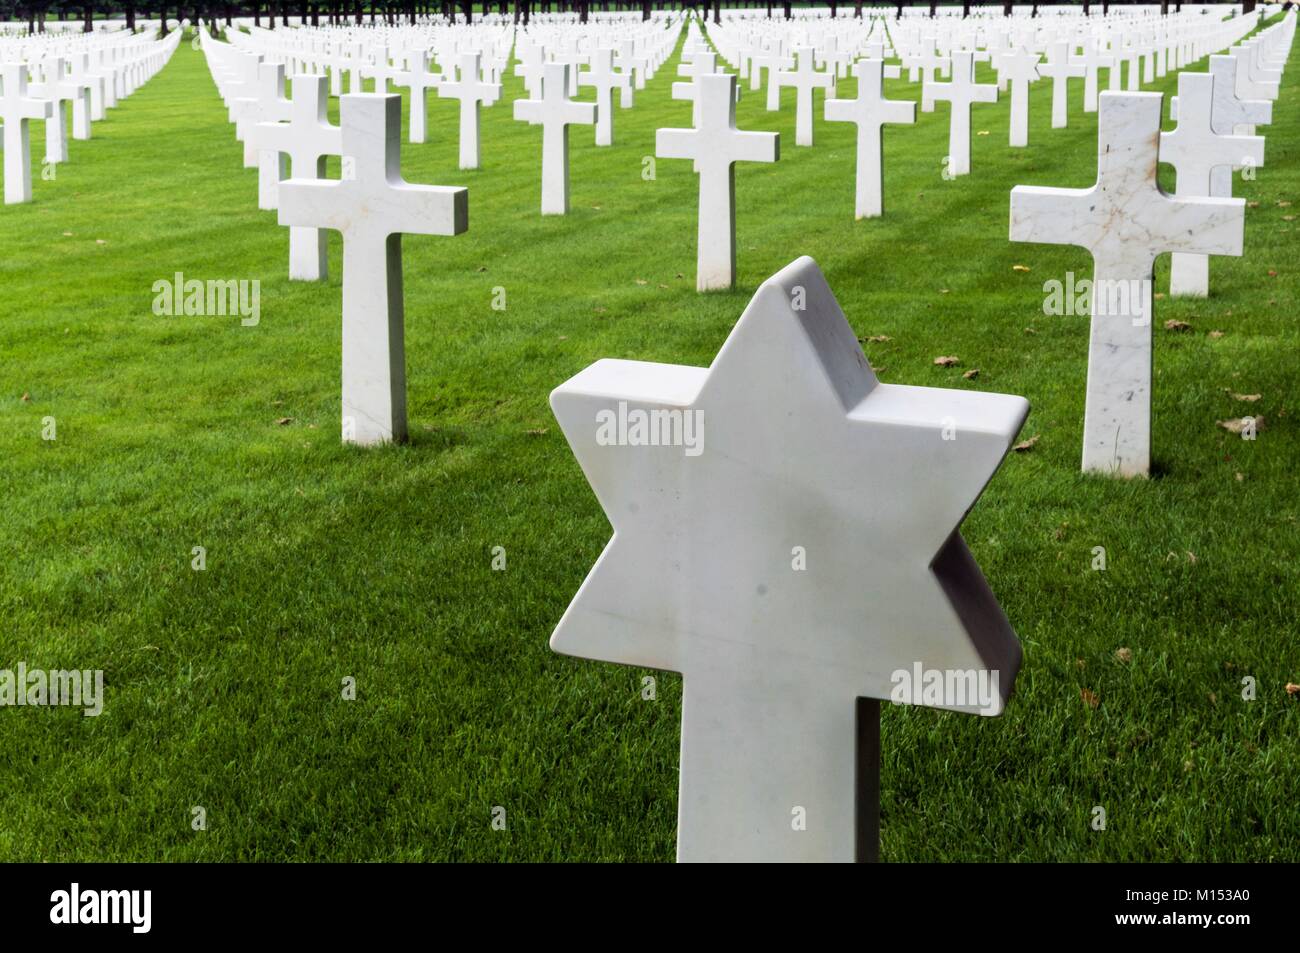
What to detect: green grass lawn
<box><xmin>1</xmin><ymin>17</ymin><xmax>1297</xmax><ymax>861</ymax></box>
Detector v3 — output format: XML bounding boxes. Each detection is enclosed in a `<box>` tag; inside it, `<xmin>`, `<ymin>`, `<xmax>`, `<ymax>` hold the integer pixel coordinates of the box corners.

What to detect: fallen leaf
<box><xmin>1023</xmin><ymin>327</ymin><xmax>1037</xmax><ymax>334</ymax></box>
<box><xmin>933</xmin><ymin>355</ymin><xmax>960</xmax><ymax>367</ymax></box>
<box><xmin>1284</xmin><ymin>215</ymin><xmax>1296</xmax><ymax>222</ymax></box>
<box><xmin>1164</xmin><ymin>319</ymin><xmax>1192</xmax><ymax>331</ymax></box>
<box><xmin>95</xmin><ymin>239</ymin><xmax>107</xmax><ymax>245</ymax></box>
<box><xmin>1052</xmin><ymin>522</ymin><xmax>1067</xmax><ymax>540</ymax></box>
<box><xmin>1228</xmin><ymin>392</ymin><xmax>1261</xmax><ymax>402</ymax></box>
<box><xmin>1081</xmin><ymin>688</ymin><xmax>1100</xmax><ymax>709</ymax></box>
<box><xmin>62</xmin><ymin>231</ymin><xmax>73</xmax><ymax>237</ymax></box>
<box><xmin>1186</xmin><ymin>551</ymin><xmax>1197</xmax><ymax>564</ymax></box>
<box><xmin>963</xmin><ymin>368</ymin><xmax>980</xmax><ymax>380</ymax></box>
<box><xmin>1278</xmin><ymin>200</ymin><xmax>1292</xmax><ymax>207</ymax></box>
<box><xmin>1247</xmin><ymin>201</ymin><xmax>1260</xmax><ymax>208</ymax></box>
<box><xmin>1154</xmin><ymin>292</ymin><xmax>1166</xmax><ymax>300</ymax></box>
<box><xmin>276</xmin><ymin>417</ymin><xmax>293</xmax><ymax>426</ymax></box>
<box><xmin>976</xmin><ymin>129</ymin><xmax>990</xmax><ymax>136</ymax></box>
<box><xmin>476</xmin><ymin>265</ymin><xmax>487</xmax><ymax>272</ymax></box>
<box><xmin>1217</xmin><ymin>416</ymin><xmax>1263</xmax><ymax>434</ymax></box>
<box><xmin>864</xmin><ymin>334</ymin><xmax>893</xmax><ymax>343</ymax></box>
<box><xmin>526</xmin><ymin>428</ymin><xmax>548</xmax><ymax>436</ymax></box>
<box><xmin>635</xmin><ymin>278</ymin><xmax>648</xmax><ymax>285</ymax></box>
<box><xmin>594</xmin><ymin>307</ymin><xmax>608</xmax><ymax>313</ymax></box>
<box><xmin>1013</xmin><ymin>435</ymin><xmax>1039</xmax><ymax>452</ymax></box>
<box><xmin>939</xmin><ymin>288</ymin><xmax>950</xmax><ymax>294</ymax></box>
<box><xmin>1116</xmin><ymin>647</ymin><xmax>1133</xmax><ymax>663</ymax></box>
<box><xmin>1268</xmin><ymin>269</ymin><xmax>1278</xmax><ymax>277</ymax></box>
<box><xmin>20</xmin><ymin>392</ymin><xmax>30</xmax><ymax>402</ymax></box>
<box><xmin>1286</xmin><ymin>683</ymin><xmax>1300</xmax><ymax>696</ymax></box>
<box><xmin>1208</xmin><ymin>330</ymin><xmax>1225</xmax><ymax>339</ymax></box>
<box><xmin>1235</xmin><ymin>472</ymin><xmax>1245</xmax><ymax>482</ymax></box>
<box><xmin>675</xmin><ymin>273</ymin><xmax>684</xmax><ymax>279</ymax></box>
<box><xmin>1012</xmin><ymin>264</ymin><xmax>1030</xmax><ymax>272</ymax></box>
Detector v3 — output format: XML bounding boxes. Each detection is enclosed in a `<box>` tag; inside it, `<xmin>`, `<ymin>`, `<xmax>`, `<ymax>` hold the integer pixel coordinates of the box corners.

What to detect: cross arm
<box><xmin>656</xmin><ymin>126</ymin><xmax>698</xmax><ymax>161</ymax></box>
<box><xmin>1152</xmin><ymin>193</ymin><xmax>1244</xmax><ymax>259</ymax></box>
<box><xmin>732</xmin><ymin>129</ymin><xmax>779</xmax><ymax>165</ymax></box>
<box><xmin>1009</xmin><ymin>185</ymin><xmax>1092</xmax><ymax>249</ymax></box>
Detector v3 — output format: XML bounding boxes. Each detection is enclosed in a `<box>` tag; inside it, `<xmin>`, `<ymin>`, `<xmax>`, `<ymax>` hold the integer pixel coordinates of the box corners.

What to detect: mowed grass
<box><xmin>0</xmin><ymin>17</ymin><xmax>1297</xmax><ymax>862</ymax></box>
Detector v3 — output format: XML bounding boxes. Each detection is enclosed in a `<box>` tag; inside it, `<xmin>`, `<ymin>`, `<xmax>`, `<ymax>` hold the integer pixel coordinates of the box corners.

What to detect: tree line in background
<box><xmin>0</xmin><ymin>1</ymin><xmax>1252</xmax><ymax>36</ymax></box>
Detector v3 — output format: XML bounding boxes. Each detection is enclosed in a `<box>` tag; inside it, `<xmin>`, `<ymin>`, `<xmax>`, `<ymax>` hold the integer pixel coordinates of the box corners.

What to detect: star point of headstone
<box><xmin>550</xmin><ymin>257</ymin><xmax>1029</xmax><ymax>862</ymax></box>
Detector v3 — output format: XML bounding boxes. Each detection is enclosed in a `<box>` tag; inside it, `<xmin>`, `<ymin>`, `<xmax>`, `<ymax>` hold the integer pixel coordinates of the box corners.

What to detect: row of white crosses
<box><xmin>201</xmin><ymin>28</ymin><xmax>482</xmax><ymax>446</ymax></box>
<box><xmin>187</xmin><ymin>9</ymin><xmax>1291</xmax><ymax>860</ymax></box>
<box><xmin>545</xmin><ymin>7</ymin><xmax>1294</xmax><ymax>863</ymax></box>
<box><xmin>228</xmin><ymin>21</ymin><xmax>512</xmax><ymax>146</ymax></box>
<box><xmin>1</xmin><ymin>28</ymin><xmax>180</xmax><ymax>204</ymax></box>
<box><xmin>508</xmin><ymin>20</ymin><xmax>683</xmax><ymax>212</ymax></box>
<box><xmin>239</xmin><ymin>16</ymin><xmax>679</xmax><ymax>440</ymax></box>
<box><xmin>1008</xmin><ymin>8</ymin><xmax>1293</xmax><ymax>480</ymax></box>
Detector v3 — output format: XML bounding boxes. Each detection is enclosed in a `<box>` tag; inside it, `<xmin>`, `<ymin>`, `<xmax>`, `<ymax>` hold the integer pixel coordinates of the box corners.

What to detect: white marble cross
<box><xmin>614</xmin><ymin>41</ymin><xmax>639</xmax><ymax>107</ymax></box>
<box><xmin>549</xmin><ymin>255</ymin><xmax>1027</xmax><ymax>862</ymax></box>
<box><xmin>55</xmin><ymin>58</ymin><xmax>94</xmax><ymax>142</ymax></box>
<box><xmin>913</xmin><ymin>39</ymin><xmax>951</xmax><ymax>112</ymax></box>
<box><xmin>926</xmin><ymin>50</ymin><xmax>996</xmax><ymax>177</ymax></box>
<box><xmin>1196</xmin><ymin>53</ymin><xmax>1273</xmax><ymax>195</ymax></box>
<box><xmin>235</xmin><ymin>61</ymin><xmax>292</xmax><ymax>178</ymax></box>
<box><xmin>996</xmin><ymin>47</ymin><xmax>1039</xmax><ymax>148</ymax></box>
<box><xmin>865</xmin><ymin>41</ymin><xmax>902</xmax><ymax>79</ymax></box>
<box><xmin>256</xmin><ymin>74</ymin><xmax>345</xmax><ymax>282</ymax></box>
<box><xmin>392</xmin><ymin>48</ymin><xmax>441</xmax><ymax>145</ymax></box>
<box><xmin>776</xmin><ymin>47</ymin><xmax>834</xmax><ymax>147</ymax></box>
<box><xmin>1</xmin><ymin>63</ymin><xmax>52</xmax><ymax>205</ymax></box>
<box><xmin>438</xmin><ymin>52</ymin><xmax>499</xmax><ymax>171</ymax></box>
<box><xmin>579</xmin><ymin>48</ymin><xmax>630</xmax><ymax>147</ymax></box>
<box><xmin>514</xmin><ymin>41</ymin><xmax>545</xmax><ymax>99</ymax></box>
<box><xmin>28</xmin><ymin>56</ymin><xmax>82</xmax><ymax>165</ymax></box>
<box><xmin>1162</xmin><ymin>72</ymin><xmax>1264</xmax><ymax>298</ymax></box>
<box><xmin>513</xmin><ymin>62</ymin><xmax>596</xmax><ymax>215</ymax></box>
<box><xmin>825</xmin><ymin>58</ymin><xmax>915</xmax><ymax>219</ymax></box>
<box><xmin>673</xmin><ymin>50</ymin><xmax>717</xmax><ymax>127</ymax></box>
<box><xmin>657</xmin><ymin>73</ymin><xmax>778</xmax><ymax>292</ymax></box>
<box><xmin>762</xmin><ymin>48</ymin><xmax>795</xmax><ymax>111</ymax></box>
<box><xmin>1010</xmin><ymin>92</ymin><xmax>1245</xmax><ymax>477</ymax></box>
<box><xmin>1073</xmin><ymin>40</ymin><xmax>1115</xmax><ymax>113</ymax></box>
<box><xmin>1036</xmin><ymin>41</ymin><xmax>1085</xmax><ymax>129</ymax></box>
<box><xmin>68</xmin><ymin>53</ymin><xmax>108</xmax><ymax>122</ymax></box>
<box><xmin>277</xmin><ymin>94</ymin><xmax>468</xmax><ymax>445</ymax></box>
